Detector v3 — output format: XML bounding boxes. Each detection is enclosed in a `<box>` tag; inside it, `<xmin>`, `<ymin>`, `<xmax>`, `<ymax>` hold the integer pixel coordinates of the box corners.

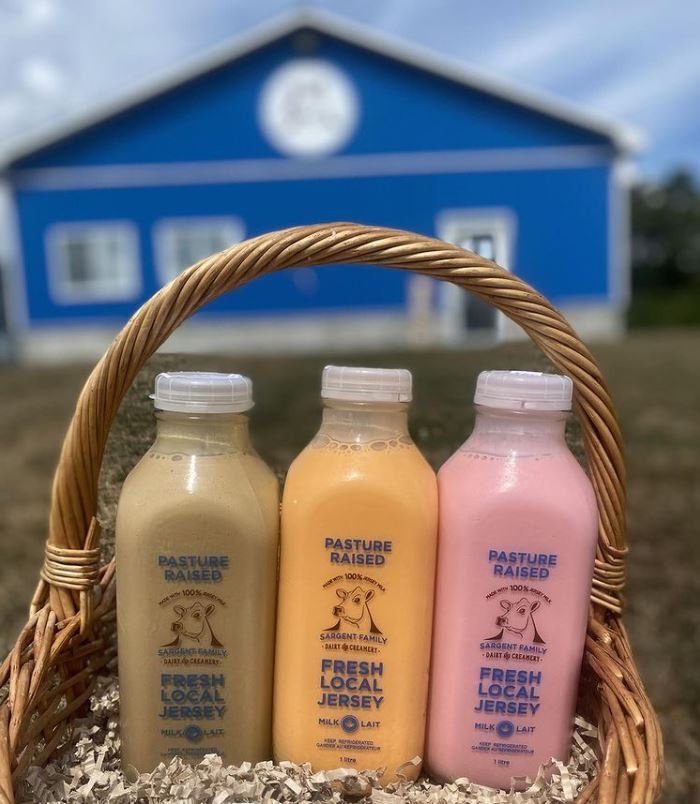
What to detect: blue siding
<box><xmin>17</xmin><ymin>164</ymin><xmax>610</xmax><ymax>325</ymax></box>
<box><xmin>13</xmin><ymin>31</ymin><xmax>611</xmax><ymax>171</ymax></box>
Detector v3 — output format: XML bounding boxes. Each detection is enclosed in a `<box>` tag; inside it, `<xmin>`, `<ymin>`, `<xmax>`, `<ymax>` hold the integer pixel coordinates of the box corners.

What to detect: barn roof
<box><xmin>0</xmin><ymin>7</ymin><xmax>640</xmax><ymax>168</ymax></box>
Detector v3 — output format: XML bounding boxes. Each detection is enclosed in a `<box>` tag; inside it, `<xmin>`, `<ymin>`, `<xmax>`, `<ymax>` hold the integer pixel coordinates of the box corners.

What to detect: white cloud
<box><xmin>0</xmin><ymin>0</ymin><xmax>58</xmax><ymax>36</ymax></box>
<box><xmin>23</xmin><ymin>0</ymin><xmax>58</xmax><ymax>26</ymax></box>
<box><xmin>586</xmin><ymin>44</ymin><xmax>700</xmax><ymax>121</ymax></box>
<box><xmin>19</xmin><ymin>58</ymin><xmax>63</xmax><ymax>96</ymax></box>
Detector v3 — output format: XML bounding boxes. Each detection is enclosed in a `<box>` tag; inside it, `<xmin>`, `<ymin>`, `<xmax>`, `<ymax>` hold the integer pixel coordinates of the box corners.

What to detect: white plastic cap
<box><xmin>474</xmin><ymin>370</ymin><xmax>573</xmax><ymax>412</ymax></box>
<box><xmin>321</xmin><ymin>365</ymin><xmax>412</xmax><ymax>403</ymax></box>
<box><xmin>151</xmin><ymin>371</ymin><xmax>254</xmax><ymax>414</ymax></box>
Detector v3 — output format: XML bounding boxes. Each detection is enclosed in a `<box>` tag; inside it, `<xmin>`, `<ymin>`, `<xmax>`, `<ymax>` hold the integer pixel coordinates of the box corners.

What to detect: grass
<box><xmin>628</xmin><ymin>286</ymin><xmax>700</xmax><ymax>327</ymax></box>
<box><xmin>0</xmin><ymin>328</ymin><xmax>698</xmax><ymax>802</ymax></box>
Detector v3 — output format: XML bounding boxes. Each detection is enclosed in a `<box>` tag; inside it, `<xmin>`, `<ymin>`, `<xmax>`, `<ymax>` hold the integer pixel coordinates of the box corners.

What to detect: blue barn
<box><xmin>0</xmin><ymin>8</ymin><xmax>637</xmax><ymax>362</ymax></box>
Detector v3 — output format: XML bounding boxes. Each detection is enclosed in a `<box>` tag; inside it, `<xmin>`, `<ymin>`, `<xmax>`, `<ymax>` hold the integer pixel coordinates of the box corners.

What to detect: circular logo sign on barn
<box><xmin>258</xmin><ymin>59</ymin><xmax>359</xmax><ymax>158</ymax></box>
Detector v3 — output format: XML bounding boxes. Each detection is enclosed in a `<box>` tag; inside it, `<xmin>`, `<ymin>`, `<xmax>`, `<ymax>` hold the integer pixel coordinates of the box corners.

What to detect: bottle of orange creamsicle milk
<box><xmin>116</xmin><ymin>372</ymin><xmax>279</xmax><ymax>778</ymax></box>
<box><xmin>274</xmin><ymin>366</ymin><xmax>438</xmax><ymax>783</ymax></box>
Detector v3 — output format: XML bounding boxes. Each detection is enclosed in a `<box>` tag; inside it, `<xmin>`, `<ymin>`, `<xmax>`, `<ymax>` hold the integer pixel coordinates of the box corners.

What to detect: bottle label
<box><xmin>470</xmin><ymin>549</ymin><xmax>557</xmax><ymax>759</ymax></box>
<box><xmin>314</xmin><ymin>537</ymin><xmax>393</xmax><ymax>757</ymax></box>
<box><xmin>154</xmin><ymin>553</ymin><xmax>231</xmax><ymax>760</ymax></box>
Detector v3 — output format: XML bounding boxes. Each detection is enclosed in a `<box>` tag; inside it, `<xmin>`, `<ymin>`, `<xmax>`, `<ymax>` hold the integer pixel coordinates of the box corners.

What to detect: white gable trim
<box><xmin>0</xmin><ymin>8</ymin><xmax>639</xmax><ymax>169</ymax></box>
<box><xmin>11</xmin><ymin>145</ymin><xmax>613</xmax><ymax>192</ymax></box>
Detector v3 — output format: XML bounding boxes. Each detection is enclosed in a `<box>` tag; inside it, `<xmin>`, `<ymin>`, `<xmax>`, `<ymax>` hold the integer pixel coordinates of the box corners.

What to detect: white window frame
<box><xmin>435</xmin><ymin>208</ymin><xmax>516</xmax><ymax>342</ymax></box>
<box><xmin>153</xmin><ymin>216</ymin><xmax>245</xmax><ymax>286</ymax></box>
<box><xmin>46</xmin><ymin>222</ymin><xmax>141</xmax><ymax>304</ymax></box>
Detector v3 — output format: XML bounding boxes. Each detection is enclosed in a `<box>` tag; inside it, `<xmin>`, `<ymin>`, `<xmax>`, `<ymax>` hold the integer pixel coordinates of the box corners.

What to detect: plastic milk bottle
<box><xmin>426</xmin><ymin>371</ymin><xmax>598</xmax><ymax>789</ymax></box>
<box><xmin>273</xmin><ymin>366</ymin><xmax>438</xmax><ymax>783</ymax></box>
<box><xmin>116</xmin><ymin>372</ymin><xmax>279</xmax><ymax>777</ymax></box>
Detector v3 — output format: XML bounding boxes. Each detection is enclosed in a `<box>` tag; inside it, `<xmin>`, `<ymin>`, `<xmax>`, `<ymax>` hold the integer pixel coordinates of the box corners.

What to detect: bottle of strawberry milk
<box><xmin>274</xmin><ymin>366</ymin><xmax>438</xmax><ymax>783</ymax></box>
<box><xmin>426</xmin><ymin>370</ymin><xmax>598</xmax><ymax>789</ymax></box>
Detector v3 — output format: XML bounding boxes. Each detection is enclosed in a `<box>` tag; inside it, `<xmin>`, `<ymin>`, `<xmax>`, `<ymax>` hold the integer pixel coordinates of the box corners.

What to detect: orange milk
<box><xmin>273</xmin><ymin>366</ymin><xmax>438</xmax><ymax>783</ymax></box>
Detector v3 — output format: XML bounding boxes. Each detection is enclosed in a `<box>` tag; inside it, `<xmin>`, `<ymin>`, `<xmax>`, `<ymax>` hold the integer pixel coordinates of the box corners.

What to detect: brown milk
<box><xmin>116</xmin><ymin>372</ymin><xmax>279</xmax><ymax>777</ymax></box>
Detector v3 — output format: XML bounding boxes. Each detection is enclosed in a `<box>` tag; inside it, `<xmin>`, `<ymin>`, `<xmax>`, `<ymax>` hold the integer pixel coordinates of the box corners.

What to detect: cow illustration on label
<box><xmin>325</xmin><ymin>586</ymin><xmax>382</xmax><ymax>634</ymax></box>
<box><xmin>162</xmin><ymin>602</ymin><xmax>223</xmax><ymax>647</ymax></box>
<box><xmin>486</xmin><ymin>597</ymin><xmax>545</xmax><ymax>644</ymax></box>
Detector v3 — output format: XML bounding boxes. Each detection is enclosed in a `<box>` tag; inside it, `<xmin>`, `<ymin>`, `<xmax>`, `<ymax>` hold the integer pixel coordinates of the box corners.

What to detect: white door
<box><xmin>436</xmin><ymin>211</ymin><xmax>514</xmax><ymax>343</ymax></box>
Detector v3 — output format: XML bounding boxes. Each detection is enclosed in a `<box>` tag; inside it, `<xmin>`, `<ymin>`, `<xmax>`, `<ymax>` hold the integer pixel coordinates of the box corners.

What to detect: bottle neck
<box><xmin>466</xmin><ymin>405</ymin><xmax>569</xmax><ymax>456</ymax></box>
<box><xmin>154</xmin><ymin>411</ymin><xmax>251</xmax><ymax>455</ymax></box>
<box><xmin>318</xmin><ymin>399</ymin><xmax>410</xmax><ymax>444</ymax></box>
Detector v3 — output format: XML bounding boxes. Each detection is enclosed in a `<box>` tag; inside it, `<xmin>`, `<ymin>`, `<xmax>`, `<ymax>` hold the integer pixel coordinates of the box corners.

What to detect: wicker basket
<box><xmin>0</xmin><ymin>223</ymin><xmax>663</xmax><ymax>803</ymax></box>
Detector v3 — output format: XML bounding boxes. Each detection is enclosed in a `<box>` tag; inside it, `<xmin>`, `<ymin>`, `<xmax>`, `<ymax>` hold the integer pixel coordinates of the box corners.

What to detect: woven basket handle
<box><xmin>42</xmin><ymin>223</ymin><xmax>627</xmax><ymax>622</ymax></box>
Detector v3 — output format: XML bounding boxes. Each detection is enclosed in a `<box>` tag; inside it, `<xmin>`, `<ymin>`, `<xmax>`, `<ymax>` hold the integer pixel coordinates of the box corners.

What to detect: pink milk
<box><xmin>426</xmin><ymin>371</ymin><xmax>598</xmax><ymax>790</ymax></box>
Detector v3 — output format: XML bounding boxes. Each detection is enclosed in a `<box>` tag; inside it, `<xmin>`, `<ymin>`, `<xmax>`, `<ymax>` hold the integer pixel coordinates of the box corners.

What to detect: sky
<box><xmin>0</xmin><ymin>0</ymin><xmax>699</xmax><ymax>178</ymax></box>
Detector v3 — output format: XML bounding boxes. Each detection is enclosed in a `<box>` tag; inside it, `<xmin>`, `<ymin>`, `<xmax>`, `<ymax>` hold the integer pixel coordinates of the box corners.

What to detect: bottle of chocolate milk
<box><xmin>273</xmin><ymin>366</ymin><xmax>438</xmax><ymax>784</ymax></box>
<box><xmin>116</xmin><ymin>372</ymin><xmax>279</xmax><ymax>777</ymax></box>
<box><xmin>426</xmin><ymin>371</ymin><xmax>598</xmax><ymax>789</ymax></box>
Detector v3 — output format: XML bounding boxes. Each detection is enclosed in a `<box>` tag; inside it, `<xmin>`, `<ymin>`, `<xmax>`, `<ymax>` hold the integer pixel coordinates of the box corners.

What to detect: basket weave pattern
<box><xmin>0</xmin><ymin>223</ymin><xmax>662</xmax><ymax>802</ymax></box>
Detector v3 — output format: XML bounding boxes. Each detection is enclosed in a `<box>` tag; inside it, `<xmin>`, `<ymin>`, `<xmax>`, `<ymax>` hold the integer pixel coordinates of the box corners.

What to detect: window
<box><xmin>436</xmin><ymin>210</ymin><xmax>515</xmax><ymax>338</ymax></box>
<box><xmin>154</xmin><ymin>218</ymin><xmax>244</xmax><ymax>285</ymax></box>
<box><xmin>47</xmin><ymin>223</ymin><xmax>141</xmax><ymax>304</ymax></box>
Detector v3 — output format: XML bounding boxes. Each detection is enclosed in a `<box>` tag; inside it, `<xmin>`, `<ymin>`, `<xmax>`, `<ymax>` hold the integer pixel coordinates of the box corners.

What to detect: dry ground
<box><xmin>0</xmin><ymin>329</ymin><xmax>698</xmax><ymax>802</ymax></box>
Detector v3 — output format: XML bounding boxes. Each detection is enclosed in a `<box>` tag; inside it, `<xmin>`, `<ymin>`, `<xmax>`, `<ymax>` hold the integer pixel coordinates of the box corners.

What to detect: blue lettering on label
<box><xmin>474</xmin><ymin>666</ymin><xmax>542</xmax><ymax>716</ymax></box>
<box><xmin>325</xmin><ymin>538</ymin><xmax>392</xmax><ymax>566</ymax></box>
<box><xmin>158</xmin><ymin>555</ymin><xmax>229</xmax><ymax>582</ymax></box>
<box><xmin>317</xmin><ymin>659</ymin><xmax>384</xmax><ymax>709</ymax></box>
<box><xmin>487</xmin><ymin>549</ymin><xmax>557</xmax><ymax>579</ymax></box>
<box><xmin>159</xmin><ymin>673</ymin><xmax>226</xmax><ymax>720</ymax></box>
